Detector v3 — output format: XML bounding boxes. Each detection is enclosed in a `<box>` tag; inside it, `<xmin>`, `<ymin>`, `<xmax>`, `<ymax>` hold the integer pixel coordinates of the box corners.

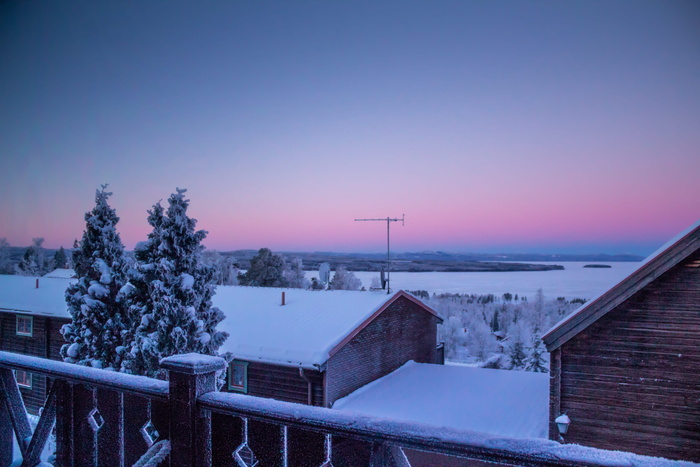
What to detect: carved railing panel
<box><xmin>0</xmin><ymin>351</ymin><xmax>169</xmax><ymax>467</ymax></box>
<box><xmin>73</xmin><ymin>384</ymin><xmax>96</xmax><ymax>466</ymax></box>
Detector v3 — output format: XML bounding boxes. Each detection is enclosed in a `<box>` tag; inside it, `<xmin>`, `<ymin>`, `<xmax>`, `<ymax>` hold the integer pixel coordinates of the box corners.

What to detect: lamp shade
<box><xmin>555</xmin><ymin>414</ymin><xmax>571</xmax><ymax>435</ymax></box>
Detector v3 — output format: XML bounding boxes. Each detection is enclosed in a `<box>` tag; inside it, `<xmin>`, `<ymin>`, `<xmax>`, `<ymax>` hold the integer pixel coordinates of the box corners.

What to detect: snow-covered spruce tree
<box><xmin>329</xmin><ymin>266</ymin><xmax>362</xmax><ymax>290</ymax></box>
<box><xmin>60</xmin><ymin>186</ymin><xmax>131</xmax><ymax>369</ymax></box>
<box><xmin>237</xmin><ymin>248</ymin><xmax>288</xmax><ymax>287</ymax></box>
<box><xmin>525</xmin><ymin>327</ymin><xmax>549</xmax><ymax>373</ymax></box>
<box><xmin>123</xmin><ymin>189</ymin><xmax>228</xmax><ymax>378</ymax></box>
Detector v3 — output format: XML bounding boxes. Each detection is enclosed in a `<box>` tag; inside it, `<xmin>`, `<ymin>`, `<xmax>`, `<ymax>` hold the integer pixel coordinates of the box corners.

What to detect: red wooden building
<box><xmin>543</xmin><ymin>221</ymin><xmax>700</xmax><ymax>462</ymax></box>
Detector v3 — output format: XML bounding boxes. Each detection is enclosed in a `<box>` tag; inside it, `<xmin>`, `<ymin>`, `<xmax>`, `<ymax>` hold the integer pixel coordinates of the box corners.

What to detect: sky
<box><xmin>1</xmin><ymin>1</ymin><xmax>698</xmax><ymax>256</ymax></box>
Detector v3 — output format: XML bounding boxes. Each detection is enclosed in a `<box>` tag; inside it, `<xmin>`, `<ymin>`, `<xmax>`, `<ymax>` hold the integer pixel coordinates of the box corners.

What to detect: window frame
<box><xmin>16</xmin><ymin>315</ymin><xmax>33</xmax><ymax>337</ymax></box>
<box><xmin>228</xmin><ymin>360</ymin><xmax>249</xmax><ymax>393</ymax></box>
<box><xmin>15</xmin><ymin>370</ymin><xmax>32</xmax><ymax>389</ymax></box>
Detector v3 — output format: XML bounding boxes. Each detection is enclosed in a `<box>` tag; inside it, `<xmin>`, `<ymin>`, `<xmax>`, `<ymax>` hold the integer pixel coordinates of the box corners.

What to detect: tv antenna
<box><xmin>354</xmin><ymin>215</ymin><xmax>405</xmax><ymax>294</ymax></box>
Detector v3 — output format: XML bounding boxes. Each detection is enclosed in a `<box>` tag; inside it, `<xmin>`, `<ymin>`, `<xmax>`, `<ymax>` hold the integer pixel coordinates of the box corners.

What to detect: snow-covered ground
<box><xmin>11</xmin><ymin>413</ymin><xmax>55</xmax><ymax>465</ymax></box>
<box><xmin>334</xmin><ymin>361</ymin><xmax>549</xmax><ymax>439</ymax></box>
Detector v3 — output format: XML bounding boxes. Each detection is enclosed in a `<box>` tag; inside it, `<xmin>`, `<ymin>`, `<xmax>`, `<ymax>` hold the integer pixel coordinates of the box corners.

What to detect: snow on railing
<box><xmin>200</xmin><ymin>391</ymin><xmax>693</xmax><ymax>467</ymax></box>
<box><xmin>0</xmin><ymin>350</ymin><xmax>168</xmax><ymax>400</ymax></box>
<box><xmin>1</xmin><ymin>351</ymin><xmax>693</xmax><ymax>467</ymax></box>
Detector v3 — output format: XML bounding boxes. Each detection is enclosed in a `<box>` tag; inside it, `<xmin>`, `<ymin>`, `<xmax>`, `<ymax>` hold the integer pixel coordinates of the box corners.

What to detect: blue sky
<box><xmin>1</xmin><ymin>1</ymin><xmax>698</xmax><ymax>255</ymax></box>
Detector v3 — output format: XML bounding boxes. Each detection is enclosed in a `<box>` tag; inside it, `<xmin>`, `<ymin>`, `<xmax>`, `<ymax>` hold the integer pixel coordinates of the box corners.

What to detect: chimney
<box><xmin>36</xmin><ymin>278</ymin><xmax>39</xmax><ymax>289</ymax></box>
<box><xmin>281</xmin><ymin>291</ymin><xmax>286</xmax><ymax>306</ymax></box>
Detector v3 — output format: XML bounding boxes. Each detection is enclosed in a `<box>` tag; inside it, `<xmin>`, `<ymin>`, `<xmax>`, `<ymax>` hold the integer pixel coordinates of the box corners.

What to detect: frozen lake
<box><xmin>311</xmin><ymin>262</ymin><xmax>641</xmax><ymax>300</ymax></box>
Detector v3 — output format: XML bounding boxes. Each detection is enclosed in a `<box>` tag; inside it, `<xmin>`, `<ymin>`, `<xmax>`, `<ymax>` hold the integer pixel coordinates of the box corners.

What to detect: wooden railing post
<box><xmin>161</xmin><ymin>354</ymin><xmax>226</xmax><ymax>467</ymax></box>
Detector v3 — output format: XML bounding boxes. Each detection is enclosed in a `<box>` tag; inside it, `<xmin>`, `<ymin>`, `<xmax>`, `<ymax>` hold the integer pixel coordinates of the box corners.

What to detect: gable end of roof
<box><xmin>543</xmin><ymin>222</ymin><xmax>700</xmax><ymax>351</ymax></box>
<box><xmin>327</xmin><ymin>290</ymin><xmax>442</xmax><ymax>359</ymax></box>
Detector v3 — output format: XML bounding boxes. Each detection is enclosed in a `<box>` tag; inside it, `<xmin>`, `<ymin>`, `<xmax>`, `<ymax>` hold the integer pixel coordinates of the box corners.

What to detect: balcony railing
<box><xmin>0</xmin><ymin>351</ymin><xmax>678</xmax><ymax>467</ymax></box>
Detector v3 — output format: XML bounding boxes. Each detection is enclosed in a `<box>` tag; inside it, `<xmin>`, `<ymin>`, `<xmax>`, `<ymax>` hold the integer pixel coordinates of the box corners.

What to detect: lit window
<box><xmin>15</xmin><ymin>370</ymin><xmax>32</xmax><ymax>389</ymax></box>
<box><xmin>16</xmin><ymin>315</ymin><xmax>33</xmax><ymax>337</ymax></box>
<box><xmin>228</xmin><ymin>360</ymin><xmax>248</xmax><ymax>393</ymax></box>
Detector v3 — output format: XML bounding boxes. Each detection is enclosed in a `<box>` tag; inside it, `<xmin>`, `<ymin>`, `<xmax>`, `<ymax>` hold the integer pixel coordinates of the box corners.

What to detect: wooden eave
<box><xmin>328</xmin><ymin>290</ymin><xmax>443</xmax><ymax>359</ymax></box>
<box><xmin>542</xmin><ymin>223</ymin><xmax>700</xmax><ymax>351</ymax></box>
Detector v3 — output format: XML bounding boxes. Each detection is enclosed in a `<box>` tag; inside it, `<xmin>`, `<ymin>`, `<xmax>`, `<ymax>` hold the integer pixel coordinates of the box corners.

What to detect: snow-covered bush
<box><xmin>283</xmin><ymin>257</ymin><xmax>309</xmax><ymax>289</ymax></box>
<box><xmin>16</xmin><ymin>237</ymin><xmax>53</xmax><ymax>276</ymax></box>
<box><xmin>329</xmin><ymin>266</ymin><xmax>362</xmax><ymax>290</ymax></box>
<box><xmin>202</xmin><ymin>250</ymin><xmax>240</xmax><ymax>285</ymax></box>
<box><xmin>0</xmin><ymin>237</ymin><xmax>12</xmax><ymax>274</ymax></box>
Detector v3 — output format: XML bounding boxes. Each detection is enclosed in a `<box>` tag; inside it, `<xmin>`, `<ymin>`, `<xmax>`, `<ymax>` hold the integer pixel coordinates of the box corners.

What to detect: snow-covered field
<box><xmin>320</xmin><ymin>262</ymin><xmax>640</xmax><ymax>299</ymax></box>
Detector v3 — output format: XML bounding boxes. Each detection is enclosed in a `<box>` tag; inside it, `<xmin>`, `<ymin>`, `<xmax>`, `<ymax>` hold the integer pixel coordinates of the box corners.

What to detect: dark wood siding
<box><xmin>557</xmin><ymin>252</ymin><xmax>700</xmax><ymax>462</ymax></box>
<box><xmin>0</xmin><ymin>312</ymin><xmax>70</xmax><ymax>414</ymax></box>
<box><xmin>325</xmin><ymin>296</ymin><xmax>438</xmax><ymax>406</ymax></box>
<box><xmin>226</xmin><ymin>361</ymin><xmax>324</xmax><ymax>406</ymax></box>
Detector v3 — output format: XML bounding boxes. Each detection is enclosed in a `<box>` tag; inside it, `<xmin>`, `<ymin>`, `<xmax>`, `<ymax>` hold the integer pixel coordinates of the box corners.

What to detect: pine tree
<box><xmin>124</xmin><ymin>189</ymin><xmax>228</xmax><ymax>378</ymax></box>
<box><xmin>525</xmin><ymin>327</ymin><xmax>549</xmax><ymax>373</ymax></box>
<box><xmin>60</xmin><ymin>186</ymin><xmax>131</xmax><ymax>370</ymax></box>
<box><xmin>54</xmin><ymin>246</ymin><xmax>68</xmax><ymax>269</ymax></box>
<box><xmin>238</xmin><ymin>248</ymin><xmax>288</xmax><ymax>287</ymax></box>
<box><xmin>509</xmin><ymin>341</ymin><xmax>526</xmax><ymax>370</ymax></box>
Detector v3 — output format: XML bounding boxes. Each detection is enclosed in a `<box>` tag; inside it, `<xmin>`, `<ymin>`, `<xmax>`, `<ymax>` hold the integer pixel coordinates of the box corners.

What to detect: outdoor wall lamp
<box><xmin>555</xmin><ymin>414</ymin><xmax>571</xmax><ymax>436</ymax></box>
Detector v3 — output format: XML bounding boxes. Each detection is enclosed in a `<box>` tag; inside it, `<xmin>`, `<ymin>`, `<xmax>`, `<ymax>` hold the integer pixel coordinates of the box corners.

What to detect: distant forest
<box><xmin>0</xmin><ymin>242</ymin><xmax>642</xmax><ymax>276</ymax></box>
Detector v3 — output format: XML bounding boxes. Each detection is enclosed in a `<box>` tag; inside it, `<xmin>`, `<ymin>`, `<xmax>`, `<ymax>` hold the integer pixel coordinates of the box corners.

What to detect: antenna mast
<box><xmin>354</xmin><ymin>215</ymin><xmax>405</xmax><ymax>294</ymax></box>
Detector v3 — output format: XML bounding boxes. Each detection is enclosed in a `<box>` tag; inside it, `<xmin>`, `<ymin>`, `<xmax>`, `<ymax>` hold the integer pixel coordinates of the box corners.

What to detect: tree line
<box><xmin>412</xmin><ymin>289</ymin><xmax>586</xmax><ymax>373</ymax></box>
<box><xmin>0</xmin><ymin>237</ymin><xmax>71</xmax><ymax>276</ymax></box>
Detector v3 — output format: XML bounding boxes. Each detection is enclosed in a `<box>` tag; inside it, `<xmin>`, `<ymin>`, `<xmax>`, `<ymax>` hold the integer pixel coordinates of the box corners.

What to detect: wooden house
<box><xmin>0</xmin><ymin>275</ymin><xmax>442</xmax><ymax>413</ymax></box>
<box><xmin>543</xmin><ymin>221</ymin><xmax>700</xmax><ymax>462</ymax></box>
<box><xmin>0</xmin><ymin>276</ymin><xmax>71</xmax><ymax>412</ymax></box>
<box><xmin>214</xmin><ymin>287</ymin><xmax>442</xmax><ymax>407</ymax></box>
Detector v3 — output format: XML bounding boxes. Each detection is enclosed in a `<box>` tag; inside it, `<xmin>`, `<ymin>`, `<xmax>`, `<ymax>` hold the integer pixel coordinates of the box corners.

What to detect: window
<box><xmin>16</xmin><ymin>315</ymin><xmax>33</xmax><ymax>337</ymax></box>
<box><xmin>228</xmin><ymin>360</ymin><xmax>248</xmax><ymax>393</ymax></box>
<box><xmin>15</xmin><ymin>370</ymin><xmax>32</xmax><ymax>389</ymax></box>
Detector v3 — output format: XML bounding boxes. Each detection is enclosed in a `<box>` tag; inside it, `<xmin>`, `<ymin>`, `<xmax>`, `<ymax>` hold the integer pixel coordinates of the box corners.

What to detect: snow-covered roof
<box><xmin>0</xmin><ymin>274</ymin><xmax>438</xmax><ymax>368</ymax></box>
<box><xmin>43</xmin><ymin>268</ymin><xmax>76</xmax><ymax>279</ymax></box>
<box><xmin>543</xmin><ymin>219</ymin><xmax>700</xmax><ymax>350</ymax></box>
<box><xmin>334</xmin><ymin>361</ymin><xmax>549</xmax><ymax>440</ymax></box>
<box><xmin>0</xmin><ymin>275</ymin><xmax>71</xmax><ymax>318</ymax></box>
<box><xmin>214</xmin><ymin>288</ymin><xmax>437</xmax><ymax>368</ymax></box>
